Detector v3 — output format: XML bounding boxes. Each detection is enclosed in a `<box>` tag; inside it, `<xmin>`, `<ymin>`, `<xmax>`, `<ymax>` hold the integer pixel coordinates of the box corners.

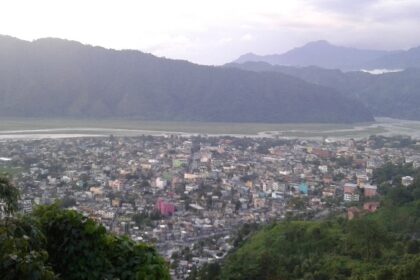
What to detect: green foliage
<box><xmin>32</xmin><ymin>204</ymin><xmax>110</xmax><ymax>279</ymax></box>
<box><xmin>32</xmin><ymin>203</ymin><xmax>170</xmax><ymax>280</ymax></box>
<box><xmin>106</xmin><ymin>236</ymin><xmax>170</xmax><ymax>280</ymax></box>
<box><xmin>0</xmin><ymin>177</ymin><xmax>169</xmax><ymax>280</ymax></box>
<box><xmin>346</xmin><ymin>219</ymin><xmax>388</xmax><ymax>260</ymax></box>
<box><xmin>194</xmin><ymin>164</ymin><xmax>420</xmax><ymax>280</ymax></box>
<box><xmin>189</xmin><ymin>263</ymin><xmax>222</xmax><ymax>280</ymax></box>
<box><xmin>0</xmin><ymin>175</ymin><xmax>20</xmax><ymax>215</ymax></box>
<box><xmin>133</xmin><ymin>212</ymin><xmax>153</xmax><ymax>227</ymax></box>
<box><xmin>0</xmin><ymin>216</ymin><xmax>57</xmax><ymax>279</ymax></box>
<box><xmin>372</xmin><ymin>163</ymin><xmax>414</xmax><ymax>187</ymax></box>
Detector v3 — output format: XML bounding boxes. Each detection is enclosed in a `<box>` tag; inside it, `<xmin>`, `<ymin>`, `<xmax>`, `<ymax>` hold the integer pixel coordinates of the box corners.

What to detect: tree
<box><xmin>0</xmin><ymin>175</ymin><xmax>20</xmax><ymax>215</ymax></box>
<box><xmin>0</xmin><ymin>216</ymin><xmax>57</xmax><ymax>279</ymax></box>
<box><xmin>0</xmin><ymin>176</ymin><xmax>56</xmax><ymax>279</ymax></box>
<box><xmin>0</xmin><ymin>175</ymin><xmax>169</xmax><ymax>279</ymax></box>
<box><xmin>33</xmin><ymin>203</ymin><xmax>170</xmax><ymax>280</ymax></box>
<box><xmin>347</xmin><ymin>219</ymin><xmax>388</xmax><ymax>260</ymax></box>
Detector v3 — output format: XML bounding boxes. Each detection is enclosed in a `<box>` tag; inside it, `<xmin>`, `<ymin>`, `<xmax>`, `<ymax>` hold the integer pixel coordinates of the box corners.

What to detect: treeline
<box><xmin>0</xmin><ymin>176</ymin><xmax>170</xmax><ymax>280</ymax></box>
<box><xmin>192</xmin><ymin>163</ymin><xmax>420</xmax><ymax>280</ymax></box>
<box><xmin>0</xmin><ymin>36</ymin><xmax>373</xmax><ymax>123</ymax></box>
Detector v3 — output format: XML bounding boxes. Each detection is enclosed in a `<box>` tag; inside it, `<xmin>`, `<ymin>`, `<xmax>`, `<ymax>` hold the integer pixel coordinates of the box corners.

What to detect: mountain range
<box><xmin>234</xmin><ymin>40</ymin><xmax>420</xmax><ymax>71</ymax></box>
<box><xmin>0</xmin><ymin>35</ymin><xmax>373</xmax><ymax>123</ymax></box>
<box><xmin>226</xmin><ymin>61</ymin><xmax>420</xmax><ymax>120</ymax></box>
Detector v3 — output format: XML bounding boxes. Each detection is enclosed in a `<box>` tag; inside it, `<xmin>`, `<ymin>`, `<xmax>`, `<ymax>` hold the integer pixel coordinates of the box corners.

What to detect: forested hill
<box><xmin>192</xmin><ymin>163</ymin><xmax>420</xmax><ymax>280</ymax></box>
<box><xmin>227</xmin><ymin>62</ymin><xmax>420</xmax><ymax>120</ymax></box>
<box><xmin>0</xmin><ymin>35</ymin><xmax>373</xmax><ymax>123</ymax></box>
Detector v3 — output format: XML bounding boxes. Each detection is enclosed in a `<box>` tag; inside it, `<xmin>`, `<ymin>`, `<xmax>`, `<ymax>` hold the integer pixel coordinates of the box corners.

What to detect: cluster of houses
<box><xmin>1</xmin><ymin>134</ymin><xmax>420</xmax><ymax>279</ymax></box>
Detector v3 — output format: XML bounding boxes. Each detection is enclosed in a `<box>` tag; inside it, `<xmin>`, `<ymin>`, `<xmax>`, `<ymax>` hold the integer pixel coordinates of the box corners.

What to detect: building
<box><xmin>356</xmin><ymin>174</ymin><xmax>369</xmax><ymax>187</ymax></box>
<box><xmin>299</xmin><ymin>183</ymin><xmax>308</xmax><ymax>195</ymax></box>
<box><xmin>363</xmin><ymin>201</ymin><xmax>380</xmax><ymax>213</ymax></box>
<box><xmin>155</xmin><ymin>177</ymin><xmax>167</xmax><ymax>189</ymax></box>
<box><xmin>343</xmin><ymin>183</ymin><xmax>359</xmax><ymax>202</ymax></box>
<box><xmin>363</xmin><ymin>184</ymin><xmax>377</xmax><ymax>197</ymax></box>
<box><xmin>155</xmin><ymin>198</ymin><xmax>176</xmax><ymax>216</ymax></box>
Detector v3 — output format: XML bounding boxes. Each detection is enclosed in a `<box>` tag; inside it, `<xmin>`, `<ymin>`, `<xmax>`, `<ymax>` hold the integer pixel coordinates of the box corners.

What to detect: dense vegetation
<box><xmin>0</xmin><ymin>35</ymin><xmax>373</xmax><ymax>123</ymax></box>
<box><xmin>0</xmin><ymin>176</ymin><xmax>169</xmax><ymax>280</ymax></box>
<box><xmin>228</xmin><ymin>61</ymin><xmax>420</xmax><ymax>120</ymax></box>
<box><xmin>193</xmin><ymin>164</ymin><xmax>420</xmax><ymax>280</ymax></box>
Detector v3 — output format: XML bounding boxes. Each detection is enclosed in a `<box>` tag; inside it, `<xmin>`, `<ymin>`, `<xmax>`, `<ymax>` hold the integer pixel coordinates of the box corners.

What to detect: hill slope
<box><xmin>227</xmin><ymin>62</ymin><xmax>420</xmax><ymax>120</ymax></box>
<box><xmin>0</xmin><ymin>35</ymin><xmax>373</xmax><ymax>123</ymax></box>
<box><xmin>193</xmin><ymin>163</ymin><xmax>420</xmax><ymax>280</ymax></box>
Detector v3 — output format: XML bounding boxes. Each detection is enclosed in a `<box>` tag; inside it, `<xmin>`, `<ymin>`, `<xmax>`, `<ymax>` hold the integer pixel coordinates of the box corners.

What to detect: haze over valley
<box><xmin>2</xmin><ymin>1</ymin><xmax>420</xmax><ymax>280</ymax></box>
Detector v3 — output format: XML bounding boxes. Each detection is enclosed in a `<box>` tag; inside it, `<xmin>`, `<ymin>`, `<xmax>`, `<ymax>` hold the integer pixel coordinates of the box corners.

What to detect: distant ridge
<box><xmin>0</xmin><ymin>35</ymin><xmax>373</xmax><ymax>123</ymax></box>
<box><xmin>233</xmin><ymin>40</ymin><xmax>418</xmax><ymax>71</ymax></box>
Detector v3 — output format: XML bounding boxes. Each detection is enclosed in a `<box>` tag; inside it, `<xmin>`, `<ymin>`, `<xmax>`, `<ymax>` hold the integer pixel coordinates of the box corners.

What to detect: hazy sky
<box><xmin>1</xmin><ymin>0</ymin><xmax>420</xmax><ymax>65</ymax></box>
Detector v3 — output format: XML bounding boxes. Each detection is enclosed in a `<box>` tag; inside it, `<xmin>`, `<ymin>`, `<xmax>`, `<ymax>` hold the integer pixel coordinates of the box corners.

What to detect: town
<box><xmin>0</xmin><ymin>134</ymin><xmax>418</xmax><ymax>279</ymax></box>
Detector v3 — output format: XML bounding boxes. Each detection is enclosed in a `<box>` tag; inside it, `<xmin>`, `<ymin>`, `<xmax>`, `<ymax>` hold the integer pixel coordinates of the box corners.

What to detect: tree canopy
<box><xmin>0</xmin><ymin>176</ymin><xmax>170</xmax><ymax>279</ymax></box>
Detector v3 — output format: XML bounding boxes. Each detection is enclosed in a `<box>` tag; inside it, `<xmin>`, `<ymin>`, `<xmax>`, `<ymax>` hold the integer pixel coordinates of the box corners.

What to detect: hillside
<box><xmin>227</xmin><ymin>62</ymin><xmax>420</xmax><ymax>120</ymax></box>
<box><xmin>192</xmin><ymin>163</ymin><xmax>420</xmax><ymax>280</ymax></box>
<box><xmin>0</xmin><ymin>35</ymin><xmax>373</xmax><ymax>123</ymax></box>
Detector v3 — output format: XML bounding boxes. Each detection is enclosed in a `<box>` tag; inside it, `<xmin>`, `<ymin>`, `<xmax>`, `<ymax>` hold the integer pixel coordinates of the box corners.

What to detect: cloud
<box><xmin>240</xmin><ymin>34</ymin><xmax>254</xmax><ymax>42</ymax></box>
<box><xmin>0</xmin><ymin>0</ymin><xmax>419</xmax><ymax>65</ymax></box>
<box><xmin>218</xmin><ymin>37</ymin><xmax>234</xmax><ymax>45</ymax></box>
<box><xmin>305</xmin><ymin>0</ymin><xmax>379</xmax><ymax>14</ymax></box>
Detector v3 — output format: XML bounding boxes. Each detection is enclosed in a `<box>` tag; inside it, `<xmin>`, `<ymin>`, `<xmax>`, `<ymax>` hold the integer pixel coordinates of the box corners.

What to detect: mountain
<box><xmin>366</xmin><ymin>46</ymin><xmax>420</xmax><ymax>70</ymax></box>
<box><xmin>226</xmin><ymin>61</ymin><xmax>373</xmax><ymax>94</ymax></box>
<box><xmin>356</xmin><ymin>68</ymin><xmax>420</xmax><ymax>119</ymax></box>
<box><xmin>0</xmin><ymin>35</ymin><xmax>373</xmax><ymax>123</ymax></box>
<box><xmin>234</xmin><ymin>40</ymin><xmax>395</xmax><ymax>70</ymax></box>
<box><xmin>226</xmin><ymin>62</ymin><xmax>420</xmax><ymax>120</ymax></box>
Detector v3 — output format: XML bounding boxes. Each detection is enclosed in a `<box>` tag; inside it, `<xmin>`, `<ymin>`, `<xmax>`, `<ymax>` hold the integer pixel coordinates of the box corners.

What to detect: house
<box><xmin>343</xmin><ymin>183</ymin><xmax>359</xmax><ymax>202</ymax></box>
<box><xmin>356</xmin><ymin>174</ymin><xmax>369</xmax><ymax>187</ymax></box>
<box><xmin>363</xmin><ymin>184</ymin><xmax>377</xmax><ymax>197</ymax></box>
<box><xmin>322</xmin><ymin>187</ymin><xmax>336</xmax><ymax>198</ymax></box>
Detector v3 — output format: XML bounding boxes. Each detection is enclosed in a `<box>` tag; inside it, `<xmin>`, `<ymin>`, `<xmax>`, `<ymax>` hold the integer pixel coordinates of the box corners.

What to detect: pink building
<box><xmin>363</xmin><ymin>184</ymin><xmax>377</xmax><ymax>197</ymax></box>
<box><xmin>155</xmin><ymin>198</ymin><xmax>176</xmax><ymax>216</ymax></box>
